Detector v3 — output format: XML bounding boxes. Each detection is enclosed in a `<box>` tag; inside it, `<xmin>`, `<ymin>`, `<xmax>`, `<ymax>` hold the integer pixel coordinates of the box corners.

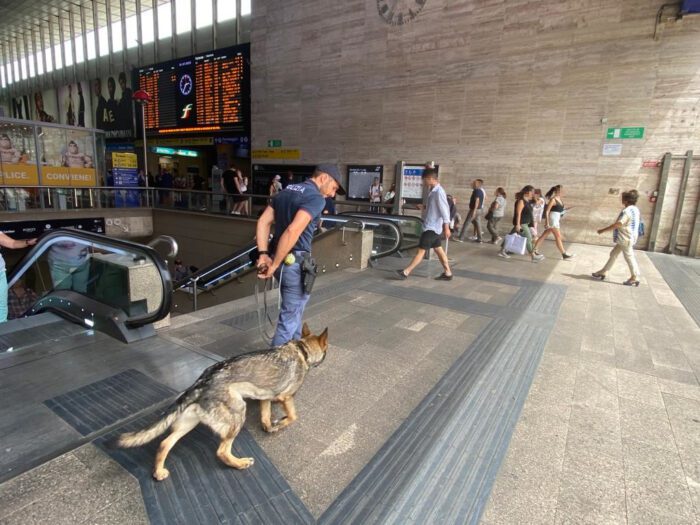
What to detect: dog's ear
<box><xmin>301</xmin><ymin>322</ymin><xmax>311</xmax><ymax>338</ymax></box>
<box><xmin>318</xmin><ymin>327</ymin><xmax>328</xmax><ymax>348</ymax></box>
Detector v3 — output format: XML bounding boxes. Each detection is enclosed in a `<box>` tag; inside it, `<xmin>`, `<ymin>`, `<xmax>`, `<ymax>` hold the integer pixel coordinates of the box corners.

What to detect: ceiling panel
<box><xmin>0</xmin><ymin>0</ymin><xmax>163</xmax><ymax>58</ymax></box>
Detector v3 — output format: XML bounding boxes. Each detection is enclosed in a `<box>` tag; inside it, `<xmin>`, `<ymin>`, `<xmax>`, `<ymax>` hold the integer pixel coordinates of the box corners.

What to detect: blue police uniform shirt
<box><xmin>271</xmin><ymin>180</ymin><xmax>326</xmax><ymax>253</ymax></box>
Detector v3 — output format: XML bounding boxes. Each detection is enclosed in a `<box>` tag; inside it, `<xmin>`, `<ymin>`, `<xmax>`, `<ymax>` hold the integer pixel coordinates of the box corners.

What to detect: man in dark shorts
<box><xmin>256</xmin><ymin>164</ymin><xmax>345</xmax><ymax>346</ymax></box>
<box><xmin>396</xmin><ymin>167</ymin><xmax>453</xmax><ymax>281</ymax></box>
<box><xmin>457</xmin><ymin>178</ymin><xmax>486</xmax><ymax>242</ymax></box>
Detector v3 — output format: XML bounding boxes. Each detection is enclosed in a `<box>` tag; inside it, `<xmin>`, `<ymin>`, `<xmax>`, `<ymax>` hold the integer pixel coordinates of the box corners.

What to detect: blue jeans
<box><xmin>0</xmin><ymin>271</ymin><xmax>7</xmax><ymax>323</ymax></box>
<box><xmin>272</xmin><ymin>259</ymin><xmax>311</xmax><ymax>347</ymax></box>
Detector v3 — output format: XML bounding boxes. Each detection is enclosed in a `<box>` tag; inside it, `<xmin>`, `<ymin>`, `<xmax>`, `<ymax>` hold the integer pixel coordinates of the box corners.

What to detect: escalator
<box><xmin>172</xmin><ymin>214</ymin><xmax>419</xmax><ymax>308</ymax></box>
<box><xmin>338</xmin><ymin>212</ymin><xmax>423</xmax><ymax>253</ymax></box>
<box><xmin>4</xmin><ymin>229</ymin><xmax>172</xmax><ymax>348</ymax></box>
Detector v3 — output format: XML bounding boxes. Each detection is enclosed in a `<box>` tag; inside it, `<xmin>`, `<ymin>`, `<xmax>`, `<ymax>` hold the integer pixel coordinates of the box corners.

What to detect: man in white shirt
<box><xmin>396</xmin><ymin>167</ymin><xmax>453</xmax><ymax>281</ymax></box>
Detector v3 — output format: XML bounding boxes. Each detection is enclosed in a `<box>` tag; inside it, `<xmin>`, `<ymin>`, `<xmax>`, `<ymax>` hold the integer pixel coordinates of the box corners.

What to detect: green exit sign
<box><xmin>267</xmin><ymin>140</ymin><xmax>282</xmax><ymax>147</ymax></box>
<box><xmin>606</xmin><ymin>127</ymin><xmax>645</xmax><ymax>139</ymax></box>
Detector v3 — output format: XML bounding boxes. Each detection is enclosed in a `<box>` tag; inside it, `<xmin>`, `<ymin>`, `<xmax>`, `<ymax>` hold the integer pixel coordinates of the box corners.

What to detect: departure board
<box><xmin>135</xmin><ymin>44</ymin><xmax>250</xmax><ymax>135</ymax></box>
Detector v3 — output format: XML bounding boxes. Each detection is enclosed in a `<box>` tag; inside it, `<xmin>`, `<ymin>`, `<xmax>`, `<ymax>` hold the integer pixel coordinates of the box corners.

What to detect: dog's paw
<box><xmin>237</xmin><ymin>457</ymin><xmax>254</xmax><ymax>469</ymax></box>
<box><xmin>268</xmin><ymin>417</ymin><xmax>289</xmax><ymax>433</ymax></box>
<box><xmin>153</xmin><ymin>468</ymin><xmax>170</xmax><ymax>481</ymax></box>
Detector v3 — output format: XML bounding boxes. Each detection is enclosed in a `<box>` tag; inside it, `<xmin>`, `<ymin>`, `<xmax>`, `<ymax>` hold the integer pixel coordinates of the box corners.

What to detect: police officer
<box><xmin>256</xmin><ymin>164</ymin><xmax>345</xmax><ymax>346</ymax></box>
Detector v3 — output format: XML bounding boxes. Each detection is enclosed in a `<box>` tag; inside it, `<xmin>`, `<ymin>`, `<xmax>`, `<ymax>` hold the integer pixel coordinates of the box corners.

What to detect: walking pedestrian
<box><xmin>457</xmin><ymin>179</ymin><xmax>485</xmax><ymax>242</ymax></box>
<box><xmin>531</xmin><ymin>189</ymin><xmax>545</xmax><ymax>239</ymax></box>
<box><xmin>396</xmin><ymin>167</ymin><xmax>453</xmax><ymax>281</ymax></box>
<box><xmin>533</xmin><ymin>185</ymin><xmax>575</xmax><ymax>259</ymax></box>
<box><xmin>256</xmin><ymin>164</ymin><xmax>345</xmax><ymax>346</ymax></box>
<box><xmin>498</xmin><ymin>185</ymin><xmax>545</xmax><ymax>263</ymax></box>
<box><xmin>485</xmin><ymin>187</ymin><xmax>507</xmax><ymax>244</ymax></box>
<box><xmin>592</xmin><ymin>190</ymin><xmax>641</xmax><ymax>286</ymax></box>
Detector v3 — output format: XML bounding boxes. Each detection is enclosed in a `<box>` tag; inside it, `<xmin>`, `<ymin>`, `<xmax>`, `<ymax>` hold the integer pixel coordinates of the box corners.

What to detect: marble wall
<box><xmin>251</xmin><ymin>0</ymin><xmax>700</xmax><ymax>249</ymax></box>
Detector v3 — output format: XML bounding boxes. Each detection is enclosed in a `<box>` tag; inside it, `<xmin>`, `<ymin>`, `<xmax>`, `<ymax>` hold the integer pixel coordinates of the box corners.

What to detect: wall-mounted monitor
<box><xmin>135</xmin><ymin>44</ymin><xmax>250</xmax><ymax>136</ymax></box>
<box><xmin>347</xmin><ymin>165</ymin><xmax>383</xmax><ymax>201</ymax></box>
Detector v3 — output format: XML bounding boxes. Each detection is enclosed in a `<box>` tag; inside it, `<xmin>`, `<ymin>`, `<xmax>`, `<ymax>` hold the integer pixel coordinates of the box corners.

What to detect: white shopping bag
<box><xmin>504</xmin><ymin>233</ymin><xmax>527</xmax><ymax>255</ymax></box>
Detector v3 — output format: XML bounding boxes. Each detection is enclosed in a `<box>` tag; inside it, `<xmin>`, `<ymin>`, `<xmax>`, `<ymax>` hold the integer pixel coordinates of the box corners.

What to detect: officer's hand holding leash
<box><xmin>256</xmin><ymin>252</ymin><xmax>275</xmax><ymax>279</ymax></box>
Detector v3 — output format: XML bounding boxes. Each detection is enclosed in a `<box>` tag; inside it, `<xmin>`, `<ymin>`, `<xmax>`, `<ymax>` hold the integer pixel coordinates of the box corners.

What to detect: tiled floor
<box><xmin>0</xmin><ymin>239</ymin><xmax>697</xmax><ymax>525</ymax></box>
<box><xmin>479</xmin><ymin>242</ymin><xmax>700</xmax><ymax>525</ymax></box>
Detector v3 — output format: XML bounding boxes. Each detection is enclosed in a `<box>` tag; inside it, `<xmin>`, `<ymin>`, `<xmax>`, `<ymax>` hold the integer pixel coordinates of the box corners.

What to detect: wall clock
<box><xmin>179</xmin><ymin>74</ymin><xmax>193</xmax><ymax>96</ymax></box>
<box><xmin>376</xmin><ymin>0</ymin><xmax>427</xmax><ymax>25</ymax></box>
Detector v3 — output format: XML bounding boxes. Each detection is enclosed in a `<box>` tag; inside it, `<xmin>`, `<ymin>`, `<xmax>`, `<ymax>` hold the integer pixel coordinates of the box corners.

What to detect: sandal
<box><xmin>435</xmin><ymin>273</ymin><xmax>453</xmax><ymax>281</ymax></box>
<box><xmin>591</xmin><ymin>272</ymin><xmax>606</xmax><ymax>280</ymax></box>
<box><xmin>623</xmin><ymin>278</ymin><xmax>640</xmax><ymax>287</ymax></box>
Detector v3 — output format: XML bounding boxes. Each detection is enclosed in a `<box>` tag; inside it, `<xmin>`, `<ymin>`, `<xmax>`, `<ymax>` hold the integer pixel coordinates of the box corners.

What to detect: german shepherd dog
<box><xmin>115</xmin><ymin>323</ymin><xmax>329</xmax><ymax>481</ymax></box>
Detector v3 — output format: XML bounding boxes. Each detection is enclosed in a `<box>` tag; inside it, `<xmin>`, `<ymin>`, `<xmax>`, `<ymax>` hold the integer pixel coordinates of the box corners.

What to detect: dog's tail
<box><xmin>114</xmin><ymin>410</ymin><xmax>181</xmax><ymax>448</ymax></box>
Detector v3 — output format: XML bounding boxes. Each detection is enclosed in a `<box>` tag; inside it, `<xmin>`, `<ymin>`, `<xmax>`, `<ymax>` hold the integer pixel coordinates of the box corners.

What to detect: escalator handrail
<box><xmin>339</xmin><ymin>211</ymin><xmax>424</xmax><ymax>225</ymax></box>
<box><xmin>176</xmin><ymin>215</ymin><xmax>405</xmax><ymax>292</ymax></box>
<box><xmin>319</xmin><ymin>215</ymin><xmax>404</xmax><ymax>259</ymax></box>
<box><xmin>338</xmin><ymin>211</ymin><xmax>423</xmax><ymax>250</ymax></box>
<box><xmin>174</xmin><ymin>241</ymin><xmax>258</xmax><ymax>290</ymax></box>
<box><xmin>7</xmin><ymin>228</ymin><xmax>173</xmax><ymax>328</ymax></box>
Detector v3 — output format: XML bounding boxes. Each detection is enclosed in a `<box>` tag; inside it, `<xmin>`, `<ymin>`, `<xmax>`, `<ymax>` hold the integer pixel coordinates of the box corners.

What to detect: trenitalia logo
<box><xmin>181</xmin><ymin>103</ymin><xmax>193</xmax><ymax>119</ymax></box>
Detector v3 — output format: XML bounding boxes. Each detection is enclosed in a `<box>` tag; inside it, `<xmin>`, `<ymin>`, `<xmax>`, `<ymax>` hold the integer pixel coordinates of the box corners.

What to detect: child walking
<box><xmin>592</xmin><ymin>190</ymin><xmax>642</xmax><ymax>286</ymax></box>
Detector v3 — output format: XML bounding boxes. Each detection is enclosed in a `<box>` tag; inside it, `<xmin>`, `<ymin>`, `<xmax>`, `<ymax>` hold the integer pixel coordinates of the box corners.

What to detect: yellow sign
<box><xmin>252</xmin><ymin>148</ymin><xmax>301</xmax><ymax>160</ymax></box>
<box><xmin>0</xmin><ymin>163</ymin><xmax>39</xmax><ymax>186</ymax></box>
<box><xmin>112</xmin><ymin>152</ymin><xmax>138</xmax><ymax>169</ymax></box>
<box><xmin>42</xmin><ymin>167</ymin><xmax>97</xmax><ymax>187</ymax></box>
<box><xmin>135</xmin><ymin>137</ymin><xmax>214</xmax><ymax>147</ymax></box>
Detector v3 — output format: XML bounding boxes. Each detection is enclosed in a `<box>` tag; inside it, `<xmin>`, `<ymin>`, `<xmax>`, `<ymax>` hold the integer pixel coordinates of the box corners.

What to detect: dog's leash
<box><xmin>254</xmin><ymin>265</ymin><xmax>283</xmax><ymax>346</ymax></box>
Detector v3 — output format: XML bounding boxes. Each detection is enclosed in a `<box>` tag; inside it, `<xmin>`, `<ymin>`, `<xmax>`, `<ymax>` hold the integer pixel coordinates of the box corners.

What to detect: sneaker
<box><xmin>497</xmin><ymin>251</ymin><xmax>511</xmax><ymax>259</ymax></box>
<box><xmin>452</xmin><ymin>238</ymin><xmax>464</xmax><ymax>243</ymax></box>
<box><xmin>468</xmin><ymin>236</ymin><xmax>479</xmax><ymax>241</ymax></box>
<box><xmin>395</xmin><ymin>270</ymin><xmax>408</xmax><ymax>280</ymax></box>
<box><xmin>472</xmin><ymin>238</ymin><xmax>483</xmax><ymax>243</ymax></box>
<box><xmin>562</xmin><ymin>253</ymin><xmax>576</xmax><ymax>260</ymax></box>
<box><xmin>492</xmin><ymin>236</ymin><xmax>502</xmax><ymax>244</ymax></box>
<box><xmin>532</xmin><ymin>253</ymin><xmax>545</xmax><ymax>262</ymax></box>
<box><xmin>435</xmin><ymin>273</ymin><xmax>453</xmax><ymax>281</ymax></box>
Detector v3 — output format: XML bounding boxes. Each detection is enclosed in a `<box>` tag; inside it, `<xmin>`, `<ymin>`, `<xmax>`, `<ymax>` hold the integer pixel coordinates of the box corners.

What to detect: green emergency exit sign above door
<box><xmin>606</xmin><ymin>127</ymin><xmax>645</xmax><ymax>139</ymax></box>
<box><xmin>267</xmin><ymin>140</ymin><xmax>282</xmax><ymax>147</ymax></box>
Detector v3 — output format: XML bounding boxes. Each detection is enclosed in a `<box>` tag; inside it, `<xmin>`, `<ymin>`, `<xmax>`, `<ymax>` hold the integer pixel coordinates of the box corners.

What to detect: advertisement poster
<box><xmin>11</xmin><ymin>96</ymin><xmax>32</xmax><ymax>120</ymax></box>
<box><xmin>33</xmin><ymin>90</ymin><xmax>58</xmax><ymax>123</ymax></box>
<box><xmin>0</xmin><ymin>127</ymin><xmax>39</xmax><ymax>185</ymax></box>
<box><xmin>58</xmin><ymin>82</ymin><xmax>93</xmax><ymax>128</ymax></box>
<box><xmin>112</xmin><ymin>151</ymin><xmax>140</xmax><ymax>207</ymax></box>
<box><xmin>38</xmin><ymin>128</ymin><xmax>97</xmax><ymax>187</ymax></box>
<box><xmin>93</xmin><ymin>72</ymin><xmax>133</xmax><ymax>139</ymax></box>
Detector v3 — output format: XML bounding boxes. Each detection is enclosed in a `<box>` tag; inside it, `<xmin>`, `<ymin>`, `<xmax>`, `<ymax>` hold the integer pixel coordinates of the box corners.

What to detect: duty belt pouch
<box><xmin>301</xmin><ymin>253</ymin><xmax>318</xmax><ymax>294</ymax></box>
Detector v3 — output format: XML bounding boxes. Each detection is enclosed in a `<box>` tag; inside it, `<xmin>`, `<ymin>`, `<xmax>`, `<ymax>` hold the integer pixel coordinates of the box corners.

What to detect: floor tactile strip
<box><xmin>44</xmin><ymin>369</ymin><xmax>176</xmax><ymax>436</ymax></box>
<box><xmin>95</xmin><ymin>413</ymin><xmax>314</xmax><ymax>525</ymax></box>
<box><xmin>320</xmin><ymin>270</ymin><xmax>565</xmax><ymax>524</ymax></box>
